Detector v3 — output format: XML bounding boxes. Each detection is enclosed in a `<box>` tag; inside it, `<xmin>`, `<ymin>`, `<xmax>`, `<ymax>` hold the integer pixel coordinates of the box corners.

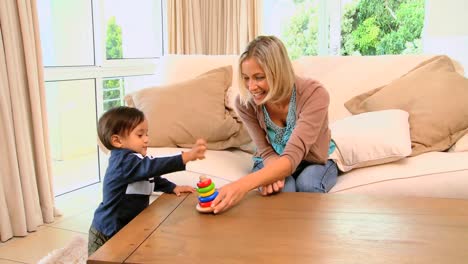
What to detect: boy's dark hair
<box><xmin>98</xmin><ymin>106</ymin><xmax>145</xmax><ymax>150</ymax></box>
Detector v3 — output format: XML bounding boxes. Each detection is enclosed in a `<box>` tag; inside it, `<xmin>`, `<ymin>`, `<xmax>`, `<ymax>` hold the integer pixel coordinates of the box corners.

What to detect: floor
<box><xmin>0</xmin><ymin>183</ymin><xmax>160</xmax><ymax>264</ymax></box>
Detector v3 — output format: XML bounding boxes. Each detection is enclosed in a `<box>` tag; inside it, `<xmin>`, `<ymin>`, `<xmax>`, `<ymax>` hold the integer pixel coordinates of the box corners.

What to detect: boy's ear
<box><xmin>110</xmin><ymin>134</ymin><xmax>123</xmax><ymax>148</ymax></box>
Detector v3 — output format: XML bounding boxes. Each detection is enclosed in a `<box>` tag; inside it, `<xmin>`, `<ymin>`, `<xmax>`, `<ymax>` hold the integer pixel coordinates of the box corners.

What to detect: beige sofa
<box><xmin>132</xmin><ymin>54</ymin><xmax>468</xmax><ymax>199</ymax></box>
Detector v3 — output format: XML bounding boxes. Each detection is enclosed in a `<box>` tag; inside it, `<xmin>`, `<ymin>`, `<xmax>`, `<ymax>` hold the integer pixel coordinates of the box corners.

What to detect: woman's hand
<box><xmin>212</xmin><ymin>157</ymin><xmax>291</xmax><ymax>213</ymax></box>
<box><xmin>172</xmin><ymin>185</ymin><xmax>196</xmax><ymax>196</ymax></box>
<box><xmin>259</xmin><ymin>179</ymin><xmax>285</xmax><ymax>196</ymax></box>
<box><xmin>211</xmin><ymin>181</ymin><xmax>248</xmax><ymax>214</ymax></box>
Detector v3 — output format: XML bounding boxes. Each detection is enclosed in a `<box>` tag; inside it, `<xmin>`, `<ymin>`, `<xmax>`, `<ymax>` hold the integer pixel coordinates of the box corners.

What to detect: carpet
<box><xmin>37</xmin><ymin>235</ymin><xmax>87</xmax><ymax>264</ymax></box>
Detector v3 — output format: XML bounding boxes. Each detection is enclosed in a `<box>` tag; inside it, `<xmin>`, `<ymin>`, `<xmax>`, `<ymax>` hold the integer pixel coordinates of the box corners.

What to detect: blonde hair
<box><xmin>238</xmin><ymin>35</ymin><xmax>295</xmax><ymax>106</ymax></box>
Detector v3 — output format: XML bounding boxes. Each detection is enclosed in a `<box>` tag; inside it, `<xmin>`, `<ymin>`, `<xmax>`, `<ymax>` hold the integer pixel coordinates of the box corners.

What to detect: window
<box><xmin>102</xmin><ymin>0</ymin><xmax>163</xmax><ymax>59</ymax></box>
<box><xmin>262</xmin><ymin>0</ymin><xmax>425</xmax><ymax>58</ymax></box>
<box><xmin>103</xmin><ymin>78</ymin><xmax>124</xmax><ymax>110</ymax></box>
<box><xmin>38</xmin><ymin>0</ymin><xmax>95</xmax><ymax>66</ymax></box>
<box><xmin>341</xmin><ymin>0</ymin><xmax>425</xmax><ymax>55</ymax></box>
<box><xmin>45</xmin><ymin>80</ymin><xmax>99</xmax><ymax>194</ymax></box>
<box><xmin>262</xmin><ymin>0</ymin><xmax>320</xmax><ymax>59</ymax></box>
<box><xmin>37</xmin><ymin>0</ymin><xmax>164</xmax><ymax>195</ymax></box>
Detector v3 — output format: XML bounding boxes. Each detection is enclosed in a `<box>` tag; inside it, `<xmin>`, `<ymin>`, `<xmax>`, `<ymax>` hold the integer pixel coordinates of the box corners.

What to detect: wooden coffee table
<box><xmin>88</xmin><ymin>192</ymin><xmax>468</xmax><ymax>263</ymax></box>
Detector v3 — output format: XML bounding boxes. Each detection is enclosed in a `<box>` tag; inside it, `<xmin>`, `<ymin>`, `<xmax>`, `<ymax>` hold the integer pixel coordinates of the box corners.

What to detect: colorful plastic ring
<box><xmin>199</xmin><ymin>201</ymin><xmax>212</xmax><ymax>208</ymax></box>
<box><xmin>199</xmin><ymin>188</ymin><xmax>215</xmax><ymax>197</ymax></box>
<box><xmin>198</xmin><ymin>191</ymin><xmax>218</xmax><ymax>203</ymax></box>
<box><xmin>197</xmin><ymin>179</ymin><xmax>212</xmax><ymax>188</ymax></box>
<box><xmin>197</xmin><ymin>182</ymin><xmax>215</xmax><ymax>193</ymax></box>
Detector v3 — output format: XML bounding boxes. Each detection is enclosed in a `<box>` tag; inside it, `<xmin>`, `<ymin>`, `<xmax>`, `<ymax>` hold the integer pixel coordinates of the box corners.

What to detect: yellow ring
<box><xmin>199</xmin><ymin>188</ymin><xmax>215</xmax><ymax>197</ymax></box>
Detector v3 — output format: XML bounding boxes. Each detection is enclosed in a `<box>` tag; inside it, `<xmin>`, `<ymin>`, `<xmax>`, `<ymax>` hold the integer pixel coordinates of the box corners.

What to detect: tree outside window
<box><xmin>281</xmin><ymin>0</ymin><xmax>425</xmax><ymax>58</ymax></box>
<box><xmin>283</xmin><ymin>1</ymin><xmax>319</xmax><ymax>59</ymax></box>
<box><xmin>341</xmin><ymin>0</ymin><xmax>425</xmax><ymax>55</ymax></box>
<box><xmin>103</xmin><ymin>16</ymin><xmax>125</xmax><ymax>111</ymax></box>
<box><xmin>106</xmin><ymin>16</ymin><xmax>123</xmax><ymax>59</ymax></box>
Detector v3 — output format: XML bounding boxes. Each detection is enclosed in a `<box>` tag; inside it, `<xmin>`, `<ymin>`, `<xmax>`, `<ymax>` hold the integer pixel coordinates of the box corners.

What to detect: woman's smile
<box><xmin>241</xmin><ymin>57</ymin><xmax>269</xmax><ymax>105</ymax></box>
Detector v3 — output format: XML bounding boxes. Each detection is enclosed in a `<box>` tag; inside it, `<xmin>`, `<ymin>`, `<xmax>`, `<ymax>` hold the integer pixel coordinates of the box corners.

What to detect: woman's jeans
<box><xmin>252</xmin><ymin>159</ymin><xmax>338</xmax><ymax>193</ymax></box>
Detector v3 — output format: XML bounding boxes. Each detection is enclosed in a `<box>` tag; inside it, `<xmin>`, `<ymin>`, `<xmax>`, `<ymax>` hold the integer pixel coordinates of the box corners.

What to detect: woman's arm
<box><xmin>282</xmin><ymin>82</ymin><xmax>330</xmax><ymax>170</ymax></box>
<box><xmin>235</xmin><ymin>96</ymin><xmax>284</xmax><ymax>195</ymax></box>
<box><xmin>235</xmin><ymin>96</ymin><xmax>279</xmax><ymax>163</ymax></box>
<box><xmin>211</xmin><ymin>156</ymin><xmax>292</xmax><ymax>214</ymax></box>
<box><xmin>241</xmin><ymin>156</ymin><xmax>292</xmax><ymax>189</ymax></box>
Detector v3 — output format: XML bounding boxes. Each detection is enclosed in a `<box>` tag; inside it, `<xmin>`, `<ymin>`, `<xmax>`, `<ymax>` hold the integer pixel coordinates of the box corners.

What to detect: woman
<box><xmin>212</xmin><ymin>36</ymin><xmax>338</xmax><ymax>214</ymax></box>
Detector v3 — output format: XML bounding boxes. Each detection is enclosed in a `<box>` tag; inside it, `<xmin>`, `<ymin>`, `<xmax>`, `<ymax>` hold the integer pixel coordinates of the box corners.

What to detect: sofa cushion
<box><xmin>146</xmin><ymin>146</ymin><xmax>468</xmax><ymax>200</ymax></box>
<box><xmin>345</xmin><ymin>55</ymin><xmax>468</xmax><ymax>156</ymax></box>
<box><xmin>329</xmin><ymin>110</ymin><xmax>412</xmax><ymax>172</ymax></box>
<box><xmin>125</xmin><ymin>66</ymin><xmax>251</xmax><ymax>149</ymax></box>
<box><xmin>330</xmin><ymin>151</ymin><xmax>468</xmax><ymax>199</ymax></box>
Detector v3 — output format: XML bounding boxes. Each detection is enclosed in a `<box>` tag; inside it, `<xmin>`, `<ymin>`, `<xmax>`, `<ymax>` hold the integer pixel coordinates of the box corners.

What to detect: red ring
<box><xmin>197</xmin><ymin>178</ymin><xmax>212</xmax><ymax>188</ymax></box>
<box><xmin>199</xmin><ymin>201</ymin><xmax>212</xmax><ymax>208</ymax></box>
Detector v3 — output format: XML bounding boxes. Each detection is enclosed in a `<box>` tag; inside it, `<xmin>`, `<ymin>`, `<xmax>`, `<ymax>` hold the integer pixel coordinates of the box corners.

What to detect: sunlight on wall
<box><xmin>423</xmin><ymin>0</ymin><xmax>468</xmax><ymax>76</ymax></box>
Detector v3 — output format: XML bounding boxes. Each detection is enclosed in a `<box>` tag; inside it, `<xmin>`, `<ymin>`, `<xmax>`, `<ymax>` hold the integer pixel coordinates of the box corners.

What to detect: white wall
<box><xmin>423</xmin><ymin>0</ymin><xmax>468</xmax><ymax>76</ymax></box>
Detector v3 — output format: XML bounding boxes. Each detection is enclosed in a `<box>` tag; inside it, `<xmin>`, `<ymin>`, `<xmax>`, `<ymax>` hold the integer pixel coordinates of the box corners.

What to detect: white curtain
<box><xmin>0</xmin><ymin>0</ymin><xmax>55</xmax><ymax>242</ymax></box>
<box><xmin>168</xmin><ymin>0</ymin><xmax>260</xmax><ymax>55</ymax></box>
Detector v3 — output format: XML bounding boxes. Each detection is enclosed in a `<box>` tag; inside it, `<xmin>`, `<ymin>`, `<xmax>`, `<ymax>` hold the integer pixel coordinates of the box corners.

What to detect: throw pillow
<box><xmin>329</xmin><ymin>110</ymin><xmax>412</xmax><ymax>172</ymax></box>
<box><xmin>125</xmin><ymin>66</ymin><xmax>251</xmax><ymax>149</ymax></box>
<box><xmin>345</xmin><ymin>55</ymin><xmax>468</xmax><ymax>156</ymax></box>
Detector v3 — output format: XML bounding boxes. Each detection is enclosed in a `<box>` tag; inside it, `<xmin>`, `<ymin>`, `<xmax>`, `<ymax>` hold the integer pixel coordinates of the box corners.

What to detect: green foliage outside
<box><xmin>104</xmin><ymin>16</ymin><xmax>124</xmax><ymax>110</ymax></box>
<box><xmin>103</xmin><ymin>78</ymin><xmax>124</xmax><ymax>110</ymax></box>
<box><xmin>283</xmin><ymin>0</ymin><xmax>425</xmax><ymax>58</ymax></box>
<box><xmin>342</xmin><ymin>0</ymin><xmax>425</xmax><ymax>55</ymax></box>
<box><xmin>283</xmin><ymin>2</ymin><xmax>319</xmax><ymax>59</ymax></box>
<box><xmin>106</xmin><ymin>16</ymin><xmax>123</xmax><ymax>59</ymax></box>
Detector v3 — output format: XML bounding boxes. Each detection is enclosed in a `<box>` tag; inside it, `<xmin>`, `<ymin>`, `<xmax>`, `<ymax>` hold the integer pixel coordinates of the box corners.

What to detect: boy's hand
<box><xmin>191</xmin><ymin>139</ymin><xmax>207</xmax><ymax>160</ymax></box>
<box><xmin>173</xmin><ymin>185</ymin><xmax>196</xmax><ymax>196</ymax></box>
<box><xmin>182</xmin><ymin>139</ymin><xmax>207</xmax><ymax>163</ymax></box>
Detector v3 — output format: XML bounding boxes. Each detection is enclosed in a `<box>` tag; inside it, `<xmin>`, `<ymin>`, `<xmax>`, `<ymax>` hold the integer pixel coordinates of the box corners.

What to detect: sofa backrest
<box><xmin>293</xmin><ymin>55</ymin><xmax>466</xmax><ymax>122</ymax></box>
<box><xmin>154</xmin><ymin>54</ymin><xmax>464</xmax><ymax>123</ymax></box>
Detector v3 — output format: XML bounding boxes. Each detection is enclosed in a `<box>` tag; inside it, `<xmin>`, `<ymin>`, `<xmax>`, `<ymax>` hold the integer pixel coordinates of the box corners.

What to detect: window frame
<box><xmin>41</xmin><ymin>0</ymin><xmax>166</xmax><ymax>194</ymax></box>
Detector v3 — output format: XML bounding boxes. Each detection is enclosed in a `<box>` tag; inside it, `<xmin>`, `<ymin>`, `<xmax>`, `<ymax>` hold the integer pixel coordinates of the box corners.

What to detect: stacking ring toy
<box><xmin>198</xmin><ymin>191</ymin><xmax>218</xmax><ymax>203</ymax></box>
<box><xmin>197</xmin><ymin>178</ymin><xmax>212</xmax><ymax>188</ymax></box>
<box><xmin>197</xmin><ymin>182</ymin><xmax>215</xmax><ymax>193</ymax></box>
<box><xmin>198</xmin><ymin>201</ymin><xmax>212</xmax><ymax>208</ymax></box>
<box><xmin>195</xmin><ymin>175</ymin><xmax>216</xmax><ymax>213</ymax></box>
<box><xmin>198</xmin><ymin>188</ymin><xmax>215</xmax><ymax>197</ymax></box>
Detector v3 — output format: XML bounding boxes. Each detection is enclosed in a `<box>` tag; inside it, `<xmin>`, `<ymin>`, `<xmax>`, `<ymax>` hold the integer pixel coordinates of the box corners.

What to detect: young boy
<box><xmin>88</xmin><ymin>106</ymin><xmax>207</xmax><ymax>255</ymax></box>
